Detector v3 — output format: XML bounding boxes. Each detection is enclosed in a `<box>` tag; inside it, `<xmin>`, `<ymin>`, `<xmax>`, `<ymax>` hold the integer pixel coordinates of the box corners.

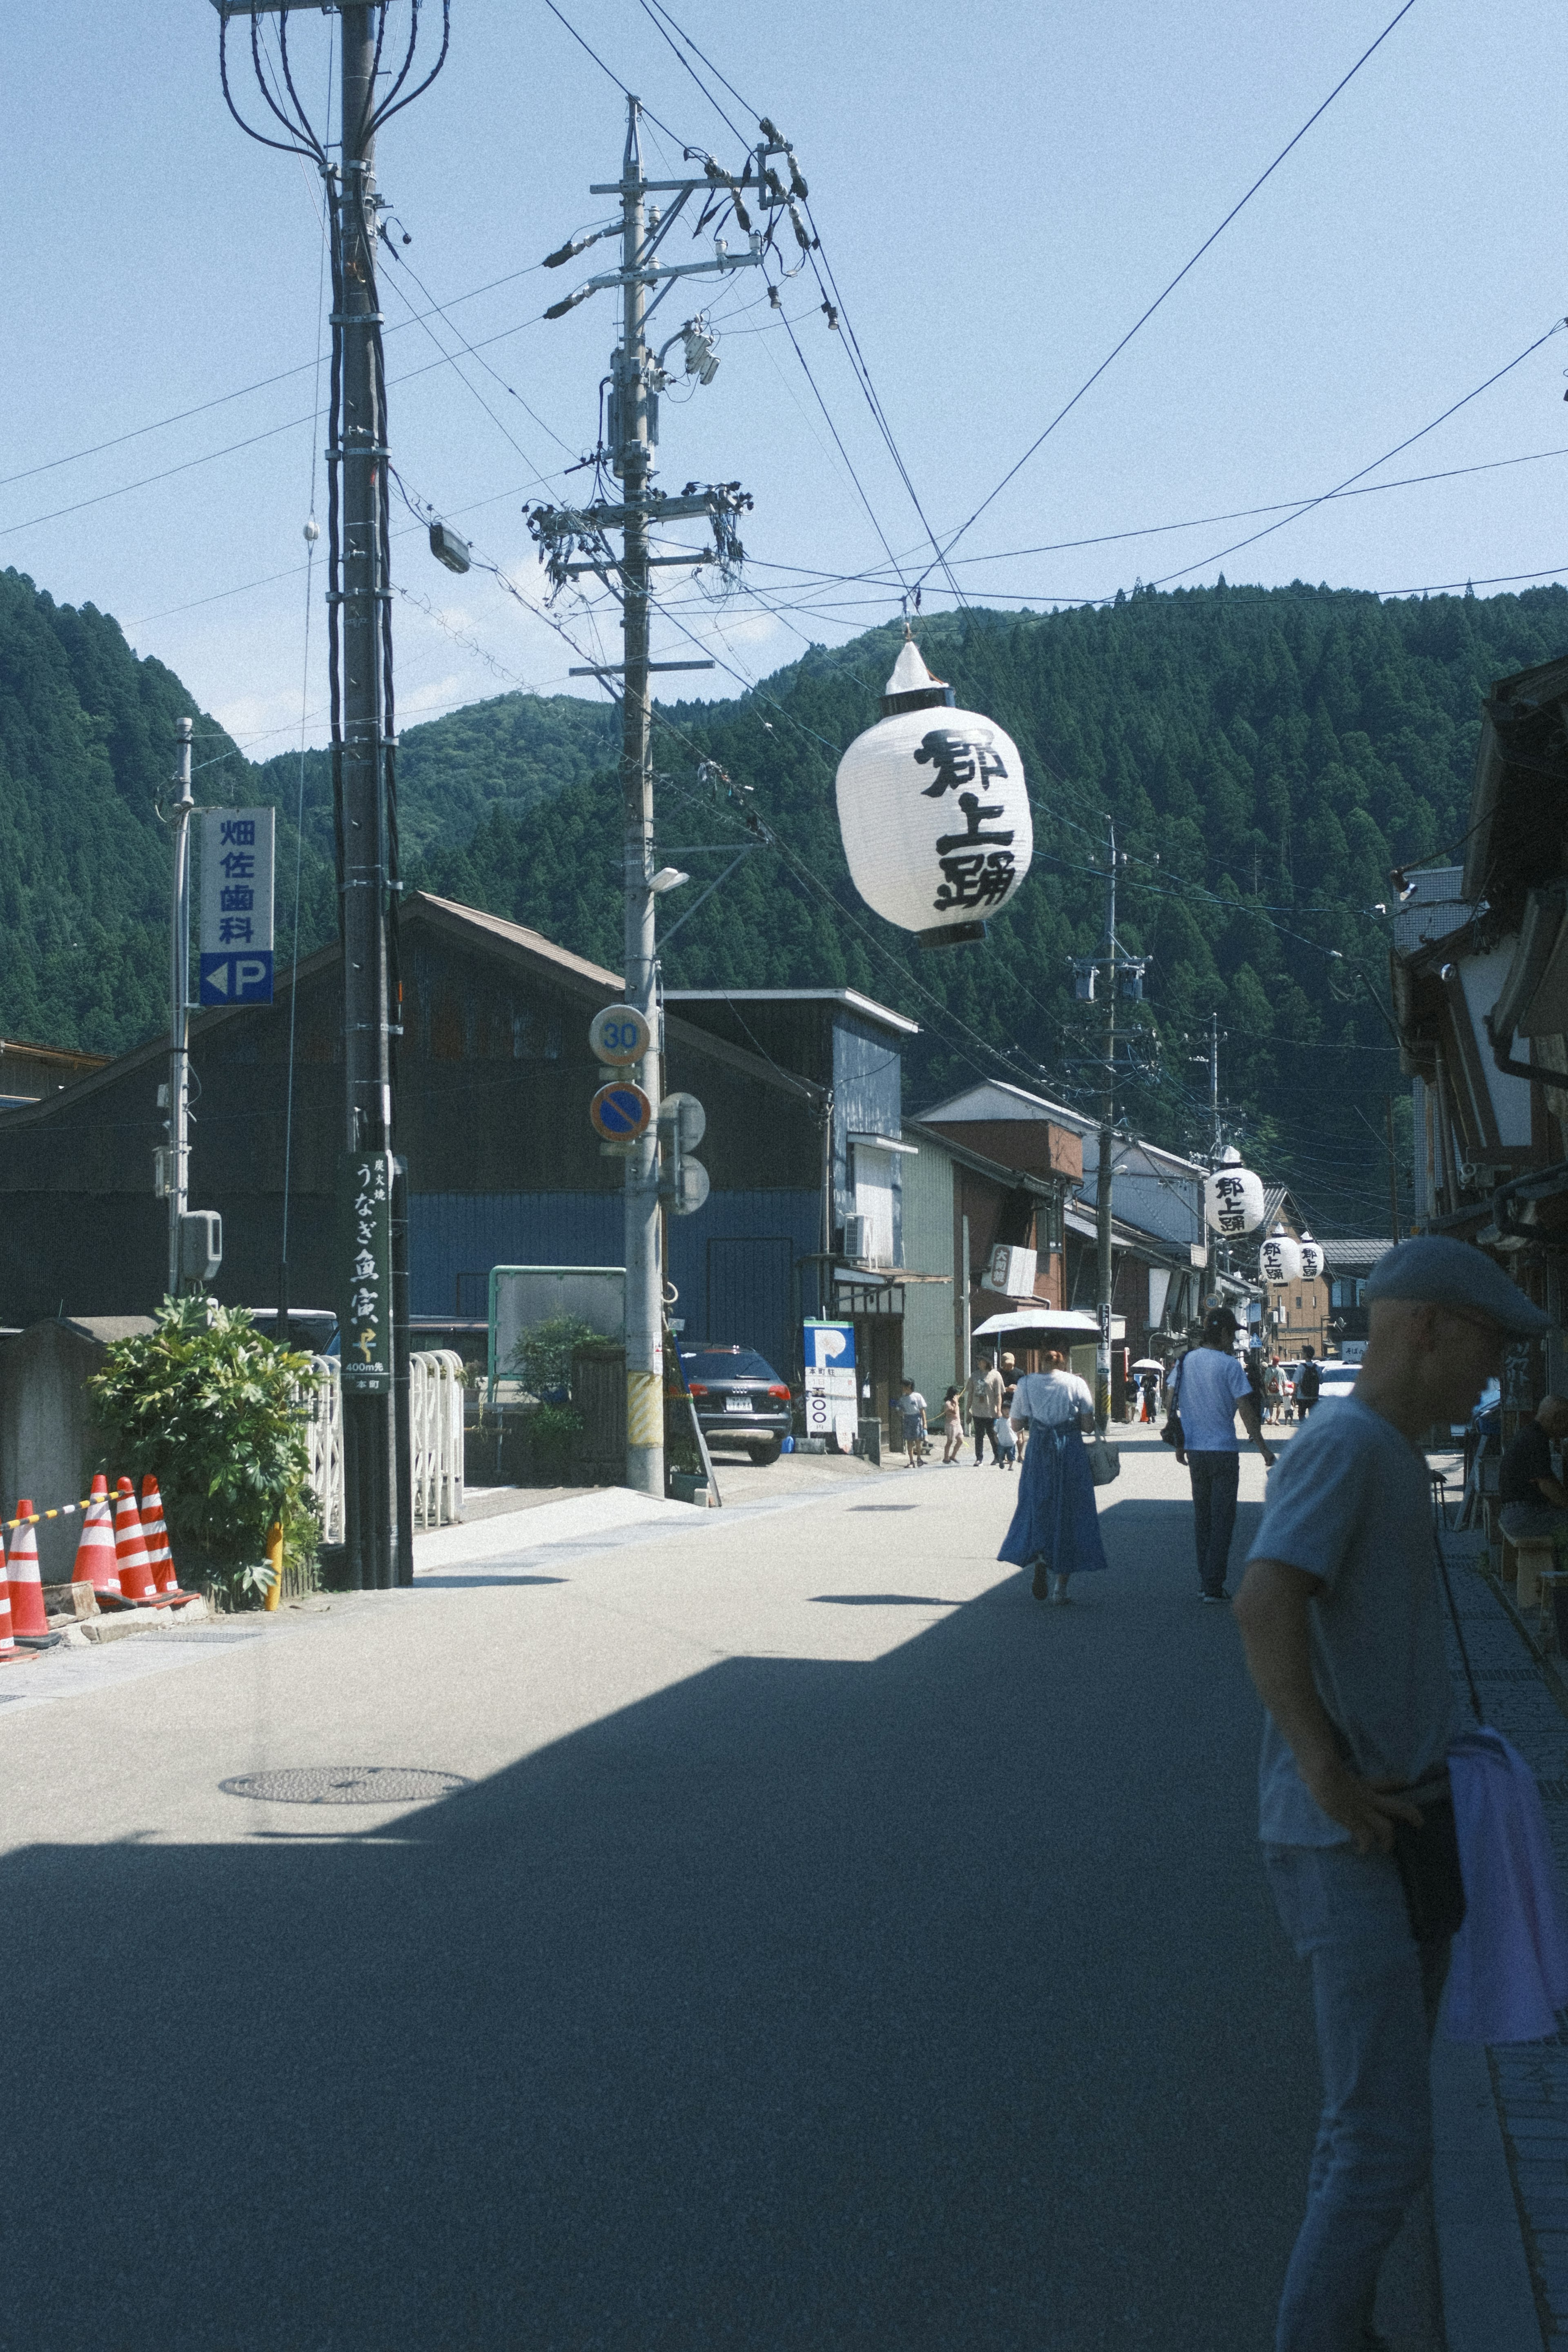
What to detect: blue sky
<box><xmin>3</xmin><ymin>0</ymin><xmax>1564</xmax><ymax>756</ymax></box>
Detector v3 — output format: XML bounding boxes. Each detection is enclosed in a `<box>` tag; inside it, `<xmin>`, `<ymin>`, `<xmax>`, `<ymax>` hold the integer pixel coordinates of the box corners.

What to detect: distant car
<box><xmin>679</xmin><ymin>1344</ymin><xmax>792</xmax><ymax>1465</ymax></box>
<box><xmin>1278</xmin><ymin>1358</ymin><xmax>1357</xmax><ymax>1412</ymax></box>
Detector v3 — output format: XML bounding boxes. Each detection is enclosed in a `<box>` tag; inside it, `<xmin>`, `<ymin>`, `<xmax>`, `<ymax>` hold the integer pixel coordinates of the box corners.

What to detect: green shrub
<box><xmin>525</xmin><ymin>1399</ymin><xmax>584</xmax><ymax>1479</ymax></box>
<box><xmin>508</xmin><ymin>1312</ymin><xmax>599</xmax><ymax>1395</ymax></box>
<box><xmin>88</xmin><ymin>1296</ymin><xmax>321</xmax><ymax>1604</ymax></box>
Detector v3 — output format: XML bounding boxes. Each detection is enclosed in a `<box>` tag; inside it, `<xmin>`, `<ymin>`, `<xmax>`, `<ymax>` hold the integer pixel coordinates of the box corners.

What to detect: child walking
<box><xmin>940</xmin><ymin>1386</ymin><xmax>963</xmax><ymax>1463</ymax></box>
<box><xmin>896</xmin><ymin>1378</ymin><xmax>929</xmax><ymax>1468</ymax></box>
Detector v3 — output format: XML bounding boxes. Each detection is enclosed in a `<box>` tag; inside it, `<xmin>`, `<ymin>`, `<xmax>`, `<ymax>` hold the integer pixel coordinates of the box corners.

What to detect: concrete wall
<box><xmin>0</xmin><ymin>1317</ymin><xmax>152</xmax><ymax>1582</ymax></box>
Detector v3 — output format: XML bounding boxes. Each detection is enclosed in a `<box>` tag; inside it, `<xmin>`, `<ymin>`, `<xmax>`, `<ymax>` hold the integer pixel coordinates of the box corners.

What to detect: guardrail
<box><xmin>410</xmin><ymin>1349</ymin><xmax>465</xmax><ymax>1530</ymax></box>
<box><xmin>302</xmin><ymin>1352</ymin><xmax>464</xmax><ymax>1541</ymax></box>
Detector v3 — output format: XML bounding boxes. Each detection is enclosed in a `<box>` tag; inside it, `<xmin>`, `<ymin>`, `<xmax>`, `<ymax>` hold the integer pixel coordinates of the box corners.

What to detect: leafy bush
<box><xmin>88</xmin><ymin>1296</ymin><xmax>321</xmax><ymax>1601</ymax></box>
<box><xmin>509</xmin><ymin>1313</ymin><xmax>599</xmax><ymax>1401</ymax></box>
<box><xmin>525</xmin><ymin>1400</ymin><xmax>585</xmax><ymax>1479</ymax></box>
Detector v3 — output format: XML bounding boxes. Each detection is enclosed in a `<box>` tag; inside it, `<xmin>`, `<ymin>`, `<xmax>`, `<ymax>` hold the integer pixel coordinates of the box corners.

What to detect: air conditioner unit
<box><xmin>842</xmin><ymin>1215</ymin><xmax>869</xmax><ymax>1262</ymax></box>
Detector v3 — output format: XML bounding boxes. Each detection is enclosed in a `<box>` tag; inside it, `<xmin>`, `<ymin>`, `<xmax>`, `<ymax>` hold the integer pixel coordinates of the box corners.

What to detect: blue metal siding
<box><xmin>412</xmin><ymin>1193</ymin><xmax>621</xmax><ymax>1317</ymax></box>
<box><xmin>413</xmin><ymin>1187</ymin><xmax>822</xmax><ymax>1348</ymax></box>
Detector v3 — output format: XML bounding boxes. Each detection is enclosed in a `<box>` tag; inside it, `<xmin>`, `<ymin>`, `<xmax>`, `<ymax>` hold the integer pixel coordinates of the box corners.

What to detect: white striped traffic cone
<box><xmin>139</xmin><ymin>1475</ymin><xmax>187</xmax><ymax>1600</ymax></box>
<box><xmin>7</xmin><ymin>1505</ymin><xmax>59</xmax><ymax>1647</ymax></box>
<box><xmin>112</xmin><ymin>1481</ymin><xmax>158</xmax><ymax>1606</ymax></box>
<box><xmin>72</xmin><ymin>1475</ymin><xmax>123</xmax><ymax>1606</ymax></box>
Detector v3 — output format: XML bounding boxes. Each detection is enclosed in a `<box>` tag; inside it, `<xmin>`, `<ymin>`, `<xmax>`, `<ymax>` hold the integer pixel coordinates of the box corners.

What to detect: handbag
<box><xmin>1160</xmin><ymin>1351</ymin><xmax>1189</xmax><ymax>1448</ymax></box>
<box><xmin>1087</xmin><ymin>1438</ymin><xmax>1121</xmax><ymax>1486</ymax></box>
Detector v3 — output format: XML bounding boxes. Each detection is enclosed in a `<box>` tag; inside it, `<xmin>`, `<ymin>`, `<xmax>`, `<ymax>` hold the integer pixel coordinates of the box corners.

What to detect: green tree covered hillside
<box><xmin>3</xmin><ymin>566</ymin><xmax>1564</xmax><ymax>1227</ymax></box>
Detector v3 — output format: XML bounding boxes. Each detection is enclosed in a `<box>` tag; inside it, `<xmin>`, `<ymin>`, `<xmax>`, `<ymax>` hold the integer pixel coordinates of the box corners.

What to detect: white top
<box><xmin>1010</xmin><ymin>1369</ymin><xmax>1093</xmax><ymax>1428</ymax></box>
<box><xmin>1168</xmin><ymin>1347</ymin><xmax>1252</xmax><ymax>1451</ymax></box>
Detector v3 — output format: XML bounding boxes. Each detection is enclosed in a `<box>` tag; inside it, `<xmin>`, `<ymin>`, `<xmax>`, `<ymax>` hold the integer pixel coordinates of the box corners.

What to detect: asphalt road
<box><xmin>0</xmin><ymin>1427</ymin><xmax>1319</xmax><ymax>2350</ymax></box>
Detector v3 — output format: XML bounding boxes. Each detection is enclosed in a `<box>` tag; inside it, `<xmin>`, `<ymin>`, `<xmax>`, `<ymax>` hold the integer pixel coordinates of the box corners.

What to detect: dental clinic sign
<box><xmin>199</xmin><ymin>807</ymin><xmax>275</xmax><ymax>1004</ymax></box>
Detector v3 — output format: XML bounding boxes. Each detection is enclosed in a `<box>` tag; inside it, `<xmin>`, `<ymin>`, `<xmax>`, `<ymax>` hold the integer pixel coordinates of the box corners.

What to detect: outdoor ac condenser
<box><xmin>178</xmin><ymin>1210</ymin><xmax>223</xmax><ymax>1285</ymax></box>
<box><xmin>842</xmin><ymin>1215</ymin><xmax>869</xmax><ymax>1262</ymax></box>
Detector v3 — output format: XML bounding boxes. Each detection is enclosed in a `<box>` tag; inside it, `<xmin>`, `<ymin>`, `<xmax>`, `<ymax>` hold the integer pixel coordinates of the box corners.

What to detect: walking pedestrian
<box><xmin>940</xmin><ymin>1386</ymin><xmax>964</xmax><ymax>1464</ymax></box>
<box><xmin>1296</xmin><ymin>1348</ymin><xmax>1322</xmax><ymax>1419</ymax></box>
<box><xmin>1167</xmin><ymin>1308</ymin><xmax>1276</xmax><ymax>1600</ymax></box>
<box><xmin>997</xmin><ymin>1345</ymin><xmax>1107</xmax><ymax>1603</ymax></box>
<box><xmin>1139</xmin><ymin>1372</ymin><xmax>1158</xmax><ymax>1423</ymax></box>
<box><xmin>1499</xmin><ymin>1392</ymin><xmax>1568</xmax><ymax>1545</ymax></box>
<box><xmin>1000</xmin><ymin>1359</ymin><xmax>1025</xmax><ymax>1465</ymax></box>
<box><xmin>966</xmin><ymin>1358</ymin><xmax>1004</xmax><ymax>1467</ymax></box>
<box><xmin>1265</xmin><ymin>1358</ymin><xmax>1285</xmax><ymax>1426</ymax></box>
<box><xmin>1234</xmin><ymin>1236</ymin><xmax>1549</xmax><ymax>2352</ymax></box>
<box><xmin>895</xmin><ymin>1378</ymin><xmax>928</xmax><ymax>1468</ymax></box>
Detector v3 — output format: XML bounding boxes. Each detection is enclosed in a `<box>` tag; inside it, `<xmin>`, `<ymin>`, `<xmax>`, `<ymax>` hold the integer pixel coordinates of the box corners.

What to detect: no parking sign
<box><xmin>590</xmin><ymin>1081</ymin><xmax>652</xmax><ymax>1143</ymax></box>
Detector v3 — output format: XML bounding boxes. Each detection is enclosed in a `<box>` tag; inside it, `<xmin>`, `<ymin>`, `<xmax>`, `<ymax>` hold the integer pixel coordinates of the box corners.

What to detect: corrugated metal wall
<box><xmin>897</xmin><ymin>1137</ymin><xmax>958</xmax><ymax>1409</ymax></box>
<box><xmin>412</xmin><ymin>1187</ymin><xmax>821</xmax><ymax>1370</ymax></box>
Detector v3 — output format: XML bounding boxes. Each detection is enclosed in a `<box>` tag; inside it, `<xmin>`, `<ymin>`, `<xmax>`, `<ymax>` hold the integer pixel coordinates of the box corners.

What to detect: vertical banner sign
<box><xmin>199</xmin><ymin>807</ymin><xmax>276</xmax><ymax>1005</ymax></box>
<box><xmin>340</xmin><ymin>1152</ymin><xmax>394</xmax><ymax>1394</ymax></box>
<box><xmin>803</xmin><ymin>1319</ymin><xmax>858</xmax><ymax>1450</ymax></box>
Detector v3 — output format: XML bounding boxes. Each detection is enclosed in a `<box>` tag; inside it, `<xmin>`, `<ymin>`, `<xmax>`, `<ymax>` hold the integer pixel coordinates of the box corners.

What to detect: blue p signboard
<box><xmin>200</xmin><ymin>952</ymin><xmax>275</xmax><ymax>1006</ymax></box>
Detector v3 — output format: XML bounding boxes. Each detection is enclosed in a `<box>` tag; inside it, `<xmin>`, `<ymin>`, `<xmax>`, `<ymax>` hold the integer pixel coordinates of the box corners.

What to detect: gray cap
<box><xmin>1363</xmin><ymin>1236</ymin><xmax>1552</xmax><ymax>1336</ymax></box>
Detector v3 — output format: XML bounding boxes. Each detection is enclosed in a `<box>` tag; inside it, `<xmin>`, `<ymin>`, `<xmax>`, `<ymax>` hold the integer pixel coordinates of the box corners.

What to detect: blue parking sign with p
<box><xmin>200</xmin><ymin>952</ymin><xmax>274</xmax><ymax>1005</ymax></box>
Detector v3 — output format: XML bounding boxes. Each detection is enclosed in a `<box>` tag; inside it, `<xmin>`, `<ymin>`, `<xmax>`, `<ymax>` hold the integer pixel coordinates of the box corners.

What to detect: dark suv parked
<box><xmin>679</xmin><ymin>1345</ymin><xmax>792</xmax><ymax>1465</ymax></box>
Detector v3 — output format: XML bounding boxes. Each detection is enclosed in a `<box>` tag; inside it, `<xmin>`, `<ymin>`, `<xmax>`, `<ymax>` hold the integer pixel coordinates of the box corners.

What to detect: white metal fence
<box><xmin>301</xmin><ymin>1351</ymin><xmax>465</xmax><ymax>1545</ymax></box>
<box><xmin>410</xmin><ymin>1349</ymin><xmax>466</xmax><ymax>1529</ymax></box>
<box><xmin>303</xmin><ymin>1354</ymin><xmax>345</xmax><ymax>1546</ymax></box>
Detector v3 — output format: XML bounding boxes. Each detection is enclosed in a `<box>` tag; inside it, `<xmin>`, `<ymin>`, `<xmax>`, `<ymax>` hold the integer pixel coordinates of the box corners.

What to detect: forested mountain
<box><xmin>4</xmin><ymin>564</ymin><xmax>1565</xmax><ymax>1229</ymax></box>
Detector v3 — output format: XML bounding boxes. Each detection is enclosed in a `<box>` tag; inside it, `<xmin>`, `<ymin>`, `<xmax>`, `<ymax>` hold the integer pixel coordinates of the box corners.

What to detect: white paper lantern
<box><xmin>1203</xmin><ymin>1158</ymin><xmax>1265</xmax><ymax>1240</ymax></box>
<box><xmin>1298</xmin><ymin>1234</ymin><xmax>1325</xmax><ymax>1283</ymax></box>
<box><xmin>1260</xmin><ymin>1226</ymin><xmax>1303</xmax><ymax>1285</ymax></box>
<box><xmin>834</xmin><ymin>638</ymin><xmax>1033</xmax><ymax>948</ymax></box>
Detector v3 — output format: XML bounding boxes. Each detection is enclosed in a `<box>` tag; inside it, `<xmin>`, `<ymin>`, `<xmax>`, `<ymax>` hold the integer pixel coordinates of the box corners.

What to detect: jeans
<box><xmin>1187</xmin><ymin>1450</ymin><xmax>1240</xmax><ymax>1593</ymax></box>
<box><xmin>972</xmin><ymin>1416</ymin><xmax>1002</xmax><ymax>1465</ymax></box>
<box><xmin>1265</xmin><ymin>1841</ymin><xmax>1450</xmax><ymax>2352</ymax></box>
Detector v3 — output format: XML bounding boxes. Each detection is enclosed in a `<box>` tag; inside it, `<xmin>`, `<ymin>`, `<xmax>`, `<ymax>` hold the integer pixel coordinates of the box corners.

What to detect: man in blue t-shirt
<box><xmin>1167</xmin><ymin>1307</ymin><xmax>1276</xmax><ymax>1600</ymax></box>
<box><xmin>1234</xmin><ymin>1236</ymin><xmax>1551</xmax><ymax>2352</ymax></box>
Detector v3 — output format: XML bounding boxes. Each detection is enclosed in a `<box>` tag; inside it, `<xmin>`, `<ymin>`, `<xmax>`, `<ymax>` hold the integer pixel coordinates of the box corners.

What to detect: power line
<box><xmin>1147</xmin><ymin>320</ymin><xmax>1567</xmax><ymax>591</ymax></box>
<box><xmin>915</xmin><ymin>0</ymin><xmax>1423</xmax><ymax>587</ymax></box>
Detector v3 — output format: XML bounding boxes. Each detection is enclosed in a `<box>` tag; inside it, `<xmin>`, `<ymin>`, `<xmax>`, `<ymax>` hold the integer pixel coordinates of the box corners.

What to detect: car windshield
<box><xmin>681</xmin><ymin>1350</ymin><xmax>778</xmax><ymax>1383</ymax></box>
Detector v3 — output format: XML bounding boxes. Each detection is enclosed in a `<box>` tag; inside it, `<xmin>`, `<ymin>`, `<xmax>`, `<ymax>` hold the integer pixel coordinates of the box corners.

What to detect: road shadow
<box><xmin>0</xmin><ymin>1491</ymin><xmax>1313</xmax><ymax>2350</ymax></box>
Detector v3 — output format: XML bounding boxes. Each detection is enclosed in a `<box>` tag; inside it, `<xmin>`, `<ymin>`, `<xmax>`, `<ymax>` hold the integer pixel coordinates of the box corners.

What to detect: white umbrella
<box><xmin>1130</xmin><ymin>1357</ymin><xmax>1165</xmax><ymax>1374</ymax></box>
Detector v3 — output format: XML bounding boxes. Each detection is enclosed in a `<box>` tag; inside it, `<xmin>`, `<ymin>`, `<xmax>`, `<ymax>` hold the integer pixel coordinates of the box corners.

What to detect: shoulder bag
<box><xmin>1087</xmin><ymin>1437</ymin><xmax>1121</xmax><ymax>1486</ymax></box>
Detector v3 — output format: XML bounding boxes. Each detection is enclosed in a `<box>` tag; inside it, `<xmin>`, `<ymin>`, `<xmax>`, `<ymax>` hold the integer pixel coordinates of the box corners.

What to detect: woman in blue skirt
<box><xmin>997</xmin><ymin>1347</ymin><xmax>1109</xmax><ymax>1603</ymax></box>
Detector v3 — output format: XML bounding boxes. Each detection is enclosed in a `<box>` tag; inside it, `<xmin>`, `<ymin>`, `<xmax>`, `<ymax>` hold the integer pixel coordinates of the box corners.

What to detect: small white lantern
<box><xmin>1298</xmin><ymin>1234</ymin><xmax>1325</xmax><ymax>1283</ymax></box>
<box><xmin>834</xmin><ymin>637</ymin><xmax>1033</xmax><ymax>948</ymax></box>
<box><xmin>1260</xmin><ymin>1225</ymin><xmax>1303</xmax><ymax>1285</ymax></box>
<box><xmin>1203</xmin><ymin>1150</ymin><xmax>1265</xmax><ymax>1240</ymax></box>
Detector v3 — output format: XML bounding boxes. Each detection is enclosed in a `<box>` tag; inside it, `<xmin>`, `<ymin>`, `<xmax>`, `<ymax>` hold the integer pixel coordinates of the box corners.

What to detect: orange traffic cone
<box><xmin>0</xmin><ymin>1568</ymin><xmax>16</xmax><ymax>1658</ymax></box>
<box><xmin>139</xmin><ymin>1475</ymin><xmax>188</xmax><ymax>1600</ymax></box>
<box><xmin>8</xmin><ymin>1504</ymin><xmax>60</xmax><ymax>1647</ymax></box>
<box><xmin>73</xmin><ymin>1474</ymin><xmax>123</xmax><ymax>1606</ymax></box>
<box><xmin>112</xmin><ymin>1480</ymin><xmax>159</xmax><ymax>1606</ymax></box>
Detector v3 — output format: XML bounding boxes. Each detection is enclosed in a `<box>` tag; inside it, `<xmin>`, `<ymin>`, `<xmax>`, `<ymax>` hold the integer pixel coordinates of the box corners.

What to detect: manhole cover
<box><xmin>220</xmin><ymin>1766</ymin><xmax>471</xmax><ymax>1805</ymax></box>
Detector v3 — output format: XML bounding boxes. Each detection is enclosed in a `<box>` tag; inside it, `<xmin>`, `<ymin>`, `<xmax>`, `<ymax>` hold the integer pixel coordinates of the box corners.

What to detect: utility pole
<box><xmin>615</xmin><ymin>105</ymin><xmax>662</xmax><ymax>1497</ymax></box>
<box><xmin>532</xmin><ymin>95</ymin><xmax>798</xmax><ymax>1493</ymax></box>
<box><xmin>214</xmin><ymin>0</ymin><xmax>450</xmax><ymax>1588</ymax></box>
<box><xmin>335</xmin><ymin>7</ymin><xmax>399</xmax><ymax>1584</ymax></box>
<box><xmin>1095</xmin><ymin>823</ymin><xmax>1116</xmax><ymax>1434</ymax></box>
<box><xmin>1208</xmin><ymin>1012</ymin><xmax>1222</xmax><ymax>1163</ymax></box>
<box><xmin>1385</xmin><ymin>1092</ymin><xmax>1401</xmax><ymax>1242</ymax></box>
<box><xmin>167</xmin><ymin>715</ymin><xmax>194</xmax><ymax>1300</ymax></box>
